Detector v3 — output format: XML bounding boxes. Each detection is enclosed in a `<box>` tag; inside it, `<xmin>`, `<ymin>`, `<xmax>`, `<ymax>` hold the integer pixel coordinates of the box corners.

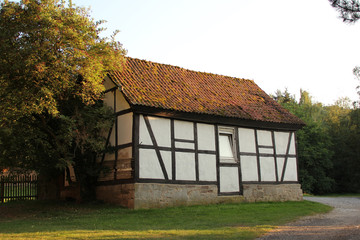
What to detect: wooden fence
<box><xmin>0</xmin><ymin>174</ymin><xmax>38</xmax><ymax>203</ymax></box>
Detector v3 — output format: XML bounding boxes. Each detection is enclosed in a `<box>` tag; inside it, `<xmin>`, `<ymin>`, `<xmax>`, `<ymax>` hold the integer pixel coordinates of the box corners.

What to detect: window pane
<box><xmin>219</xmin><ymin>134</ymin><xmax>234</xmax><ymax>158</ymax></box>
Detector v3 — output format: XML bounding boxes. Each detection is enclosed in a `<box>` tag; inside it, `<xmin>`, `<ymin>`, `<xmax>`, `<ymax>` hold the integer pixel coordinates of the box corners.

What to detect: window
<box><xmin>219</xmin><ymin>127</ymin><xmax>237</xmax><ymax>163</ymax></box>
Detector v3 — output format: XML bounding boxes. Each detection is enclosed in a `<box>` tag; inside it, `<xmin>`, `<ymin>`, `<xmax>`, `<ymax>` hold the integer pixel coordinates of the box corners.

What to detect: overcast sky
<box><xmin>72</xmin><ymin>0</ymin><xmax>360</xmax><ymax>105</ymax></box>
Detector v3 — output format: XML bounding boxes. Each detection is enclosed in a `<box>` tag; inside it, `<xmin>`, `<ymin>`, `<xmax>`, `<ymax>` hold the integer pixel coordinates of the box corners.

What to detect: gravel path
<box><xmin>257</xmin><ymin>197</ymin><xmax>360</xmax><ymax>240</ymax></box>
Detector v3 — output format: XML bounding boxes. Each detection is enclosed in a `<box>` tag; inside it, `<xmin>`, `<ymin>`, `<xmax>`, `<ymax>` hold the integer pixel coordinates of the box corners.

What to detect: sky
<box><xmin>71</xmin><ymin>0</ymin><xmax>360</xmax><ymax>105</ymax></box>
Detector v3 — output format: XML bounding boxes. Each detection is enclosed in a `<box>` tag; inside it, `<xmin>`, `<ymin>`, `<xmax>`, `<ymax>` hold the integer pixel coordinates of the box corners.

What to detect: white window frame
<box><xmin>218</xmin><ymin>127</ymin><xmax>237</xmax><ymax>163</ymax></box>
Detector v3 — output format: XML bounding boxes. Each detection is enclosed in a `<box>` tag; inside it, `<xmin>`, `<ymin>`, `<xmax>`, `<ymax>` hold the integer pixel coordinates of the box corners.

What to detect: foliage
<box><xmin>0</xmin><ymin>98</ymin><xmax>114</xmax><ymax>200</ymax></box>
<box><xmin>0</xmin><ymin>0</ymin><xmax>124</xmax><ymax>201</ymax></box>
<box><xmin>60</xmin><ymin>99</ymin><xmax>115</xmax><ymax>200</ymax></box>
<box><xmin>327</xmin><ymin>108</ymin><xmax>360</xmax><ymax>192</ymax></box>
<box><xmin>352</xmin><ymin>67</ymin><xmax>360</xmax><ymax>107</ymax></box>
<box><xmin>274</xmin><ymin>90</ymin><xmax>335</xmax><ymax>194</ymax></box>
<box><xmin>329</xmin><ymin>0</ymin><xmax>360</xmax><ymax>193</ymax></box>
<box><xmin>274</xmin><ymin>89</ymin><xmax>360</xmax><ymax>194</ymax></box>
<box><xmin>297</xmin><ymin>122</ymin><xmax>334</xmax><ymax>194</ymax></box>
<box><xmin>330</xmin><ymin>0</ymin><xmax>360</xmax><ymax>106</ymax></box>
<box><xmin>0</xmin><ymin>0</ymin><xmax>125</xmax><ymax>126</ymax></box>
<box><xmin>0</xmin><ymin>200</ymin><xmax>332</xmax><ymax>240</ymax></box>
<box><xmin>329</xmin><ymin>0</ymin><xmax>360</xmax><ymax>23</ymax></box>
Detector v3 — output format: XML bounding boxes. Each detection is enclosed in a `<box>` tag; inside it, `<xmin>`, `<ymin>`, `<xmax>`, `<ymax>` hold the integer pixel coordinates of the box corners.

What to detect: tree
<box><xmin>275</xmin><ymin>89</ymin><xmax>360</xmax><ymax>193</ymax></box>
<box><xmin>329</xmin><ymin>0</ymin><xmax>360</xmax><ymax>22</ymax></box>
<box><xmin>326</xmin><ymin>103</ymin><xmax>360</xmax><ymax>193</ymax></box>
<box><xmin>329</xmin><ymin>1</ymin><xmax>360</xmax><ymax>193</ymax></box>
<box><xmin>0</xmin><ymin>0</ymin><xmax>125</xmax><ymax>201</ymax></box>
<box><xmin>0</xmin><ymin>0</ymin><xmax>125</xmax><ymax>126</ymax></box>
<box><xmin>330</xmin><ymin>0</ymin><xmax>360</xmax><ymax>107</ymax></box>
<box><xmin>296</xmin><ymin>122</ymin><xmax>334</xmax><ymax>194</ymax></box>
<box><xmin>0</xmin><ymin>97</ymin><xmax>115</xmax><ymax>201</ymax></box>
<box><xmin>352</xmin><ymin>67</ymin><xmax>360</xmax><ymax>107</ymax></box>
<box><xmin>273</xmin><ymin>90</ymin><xmax>335</xmax><ymax>194</ymax></box>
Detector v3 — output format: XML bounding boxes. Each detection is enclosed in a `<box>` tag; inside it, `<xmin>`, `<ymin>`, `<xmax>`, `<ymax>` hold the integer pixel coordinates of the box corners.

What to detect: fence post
<box><xmin>0</xmin><ymin>177</ymin><xmax>4</xmax><ymax>203</ymax></box>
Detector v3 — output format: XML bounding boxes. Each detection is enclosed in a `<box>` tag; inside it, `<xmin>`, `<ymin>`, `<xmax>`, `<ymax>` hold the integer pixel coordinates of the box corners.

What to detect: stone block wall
<box><xmin>242</xmin><ymin>184</ymin><xmax>303</xmax><ymax>202</ymax></box>
<box><xmin>94</xmin><ymin>182</ymin><xmax>303</xmax><ymax>209</ymax></box>
<box><xmin>134</xmin><ymin>183</ymin><xmax>220</xmax><ymax>209</ymax></box>
<box><xmin>133</xmin><ymin>183</ymin><xmax>302</xmax><ymax>209</ymax></box>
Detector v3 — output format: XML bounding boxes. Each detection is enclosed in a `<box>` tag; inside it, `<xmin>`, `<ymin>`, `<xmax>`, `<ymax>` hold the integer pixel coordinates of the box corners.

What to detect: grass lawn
<box><xmin>0</xmin><ymin>200</ymin><xmax>332</xmax><ymax>240</ymax></box>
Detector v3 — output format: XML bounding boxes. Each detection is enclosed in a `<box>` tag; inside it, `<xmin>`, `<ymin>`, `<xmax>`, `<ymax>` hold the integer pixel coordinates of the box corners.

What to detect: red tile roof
<box><xmin>108</xmin><ymin>57</ymin><xmax>304</xmax><ymax>126</ymax></box>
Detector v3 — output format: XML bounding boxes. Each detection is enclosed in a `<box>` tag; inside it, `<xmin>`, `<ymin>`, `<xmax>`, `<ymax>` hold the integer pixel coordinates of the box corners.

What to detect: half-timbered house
<box><xmin>95</xmin><ymin>57</ymin><xmax>305</xmax><ymax>208</ymax></box>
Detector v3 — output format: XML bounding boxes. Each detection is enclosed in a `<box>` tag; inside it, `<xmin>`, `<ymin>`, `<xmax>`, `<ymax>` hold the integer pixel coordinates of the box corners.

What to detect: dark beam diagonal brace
<box><xmin>143</xmin><ymin>115</ymin><xmax>169</xmax><ymax>180</ymax></box>
<box><xmin>280</xmin><ymin>132</ymin><xmax>293</xmax><ymax>182</ymax></box>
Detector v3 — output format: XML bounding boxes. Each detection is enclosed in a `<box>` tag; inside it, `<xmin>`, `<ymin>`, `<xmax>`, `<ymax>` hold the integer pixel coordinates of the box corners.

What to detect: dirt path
<box><xmin>257</xmin><ymin>197</ymin><xmax>360</xmax><ymax>240</ymax></box>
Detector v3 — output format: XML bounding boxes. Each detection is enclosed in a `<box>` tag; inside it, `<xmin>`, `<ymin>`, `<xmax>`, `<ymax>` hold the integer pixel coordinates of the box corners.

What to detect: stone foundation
<box><xmin>242</xmin><ymin>183</ymin><xmax>303</xmax><ymax>202</ymax></box>
<box><xmin>94</xmin><ymin>182</ymin><xmax>302</xmax><ymax>209</ymax></box>
<box><xmin>133</xmin><ymin>183</ymin><xmax>303</xmax><ymax>209</ymax></box>
<box><xmin>134</xmin><ymin>183</ymin><xmax>220</xmax><ymax>209</ymax></box>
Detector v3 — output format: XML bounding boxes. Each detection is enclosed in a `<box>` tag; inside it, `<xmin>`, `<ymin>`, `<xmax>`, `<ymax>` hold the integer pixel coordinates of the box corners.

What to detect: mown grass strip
<box><xmin>0</xmin><ymin>200</ymin><xmax>332</xmax><ymax>240</ymax></box>
<box><xmin>0</xmin><ymin>227</ymin><xmax>275</xmax><ymax>240</ymax></box>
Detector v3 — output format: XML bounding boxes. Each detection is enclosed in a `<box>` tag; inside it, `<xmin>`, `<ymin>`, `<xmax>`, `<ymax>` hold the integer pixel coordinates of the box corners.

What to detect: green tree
<box><xmin>326</xmin><ymin>103</ymin><xmax>360</xmax><ymax>193</ymax></box>
<box><xmin>0</xmin><ymin>0</ymin><xmax>125</xmax><ymax>201</ymax></box>
<box><xmin>0</xmin><ymin>0</ymin><xmax>125</xmax><ymax>126</ymax></box>
<box><xmin>0</xmin><ymin>98</ymin><xmax>114</xmax><ymax>201</ymax></box>
<box><xmin>329</xmin><ymin>0</ymin><xmax>360</xmax><ymax>193</ymax></box>
<box><xmin>296</xmin><ymin>122</ymin><xmax>334</xmax><ymax>194</ymax></box>
<box><xmin>273</xmin><ymin>90</ymin><xmax>335</xmax><ymax>194</ymax></box>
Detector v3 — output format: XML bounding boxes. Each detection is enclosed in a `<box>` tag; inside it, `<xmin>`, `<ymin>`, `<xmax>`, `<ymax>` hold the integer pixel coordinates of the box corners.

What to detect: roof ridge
<box><xmin>125</xmin><ymin>56</ymin><xmax>254</xmax><ymax>83</ymax></box>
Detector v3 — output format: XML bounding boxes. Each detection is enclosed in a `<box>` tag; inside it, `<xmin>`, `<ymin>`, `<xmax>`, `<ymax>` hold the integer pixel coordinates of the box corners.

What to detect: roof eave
<box><xmin>131</xmin><ymin>105</ymin><xmax>305</xmax><ymax>131</ymax></box>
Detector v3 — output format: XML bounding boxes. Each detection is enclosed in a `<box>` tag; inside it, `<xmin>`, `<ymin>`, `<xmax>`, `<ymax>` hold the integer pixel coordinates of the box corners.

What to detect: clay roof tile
<box><xmin>108</xmin><ymin>57</ymin><xmax>304</xmax><ymax>126</ymax></box>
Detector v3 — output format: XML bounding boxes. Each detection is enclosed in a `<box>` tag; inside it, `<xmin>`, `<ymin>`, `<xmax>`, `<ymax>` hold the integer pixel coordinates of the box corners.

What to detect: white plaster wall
<box><xmin>197</xmin><ymin>123</ymin><xmax>216</xmax><ymax>151</ymax></box>
<box><xmin>136</xmin><ymin>114</ymin><xmax>299</xmax><ymax>186</ymax></box>
<box><xmin>103</xmin><ymin>76</ymin><xmax>116</xmax><ymax>90</ymax></box>
<box><xmin>240</xmin><ymin>156</ymin><xmax>258</xmax><ymax>181</ymax></box>
<box><xmin>238</xmin><ymin>128</ymin><xmax>256</xmax><ymax>153</ymax></box>
<box><xmin>139</xmin><ymin>115</ymin><xmax>152</xmax><ymax>145</ymax></box>
<box><xmin>139</xmin><ymin>115</ymin><xmax>171</xmax><ymax>147</ymax></box>
<box><xmin>283</xmin><ymin>157</ymin><xmax>298</xmax><ymax>181</ymax></box>
<box><xmin>274</xmin><ymin>132</ymin><xmax>290</xmax><ymax>155</ymax></box>
<box><xmin>109</xmin><ymin>124</ymin><xmax>116</xmax><ymax>146</ymax></box>
<box><xmin>104</xmin><ymin>91</ymin><xmax>114</xmax><ymax>110</ymax></box>
<box><xmin>289</xmin><ymin>134</ymin><xmax>296</xmax><ymax>155</ymax></box>
<box><xmin>103</xmin><ymin>77</ymin><xmax>131</xmax><ymax>112</ymax></box>
<box><xmin>257</xmin><ymin>130</ymin><xmax>272</xmax><ymax>146</ymax></box>
<box><xmin>117</xmin><ymin>113</ymin><xmax>133</xmax><ymax>145</ymax></box>
<box><xmin>148</xmin><ymin>116</ymin><xmax>171</xmax><ymax>147</ymax></box>
<box><xmin>175</xmin><ymin>142</ymin><xmax>195</xmax><ymax>149</ymax></box>
<box><xmin>219</xmin><ymin>167</ymin><xmax>239</xmax><ymax>192</ymax></box>
<box><xmin>175</xmin><ymin>152</ymin><xmax>196</xmax><ymax>181</ymax></box>
<box><xmin>139</xmin><ymin>149</ymin><xmax>164</xmax><ymax>179</ymax></box>
<box><xmin>258</xmin><ymin>147</ymin><xmax>274</xmax><ymax>154</ymax></box>
<box><xmin>103</xmin><ymin>77</ymin><xmax>132</xmax><ymax>147</ymax></box>
<box><xmin>174</xmin><ymin>120</ymin><xmax>194</xmax><ymax>140</ymax></box>
<box><xmin>260</xmin><ymin>157</ymin><xmax>276</xmax><ymax>181</ymax></box>
<box><xmin>198</xmin><ymin>154</ymin><xmax>217</xmax><ymax>181</ymax></box>
<box><xmin>115</xmin><ymin>91</ymin><xmax>130</xmax><ymax>112</ymax></box>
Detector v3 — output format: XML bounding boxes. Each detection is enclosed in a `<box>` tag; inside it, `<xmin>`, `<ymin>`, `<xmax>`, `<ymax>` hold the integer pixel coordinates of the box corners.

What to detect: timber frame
<box><xmin>97</xmin><ymin>96</ymin><xmax>300</xmax><ymax>189</ymax></box>
<box><xmin>93</xmin><ymin>57</ymin><xmax>304</xmax><ymax>208</ymax></box>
